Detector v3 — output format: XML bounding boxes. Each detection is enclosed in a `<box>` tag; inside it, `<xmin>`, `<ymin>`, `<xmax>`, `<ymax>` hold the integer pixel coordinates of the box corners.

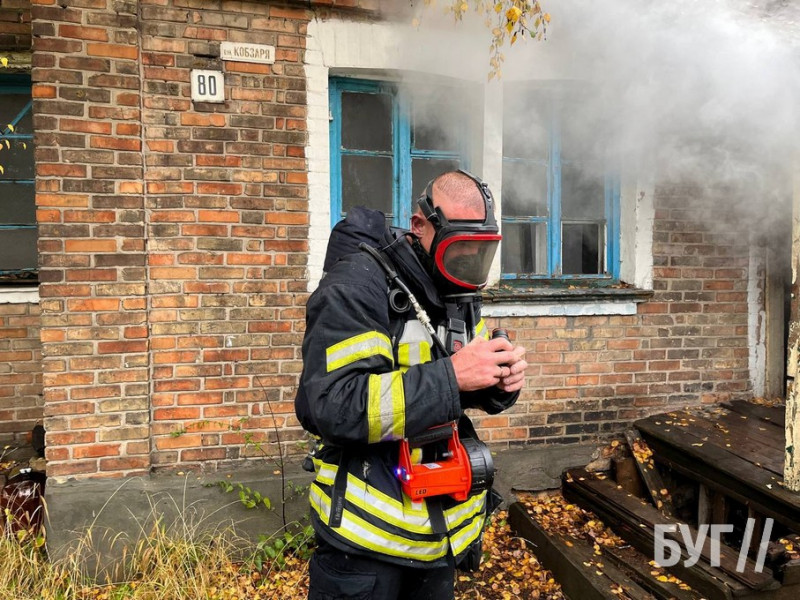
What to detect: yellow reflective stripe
<box><xmin>314</xmin><ymin>459</ymin><xmax>428</xmax><ymax>516</ymax></box>
<box><xmin>419</xmin><ymin>341</ymin><xmax>431</xmax><ymax>363</ymax></box>
<box><xmin>450</xmin><ymin>513</ymin><xmax>486</xmax><ymax>556</ymax></box>
<box><xmin>310</xmin><ymin>484</ymin><xmax>448</xmax><ymax>561</ymax></box>
<box><xmin>444</xmin><ymin>490</ymin><xmax>486</xmax><ymax>529</ymax></box>
<box><xmin>313</xmin><ymin>459</ymin><xmax>483</xmax><ymax>533</ymax></box>
<box><xmin>367</xmin><ymin>371</ymin><xmax>405</xmax><ymax>443</ymax></box>
<box><xmin>313</xmin><ymin>467</ymin><xmax>430</xmax><ymax>533</ymax></box>
<box><xmin>398</xmin><ymin>343</ymin><xmax>411</xmax><ymax>370</ymax></box>
<box><xmin>398</xmin><ymin>342</ymin><xmax>432</xmax><ymax>369</ymax></box>
<box><xmin>326</xmin><ymin>331</ymin><xmax>393</xmax><ymax>373</ymax></box>
<box><xmin>474</xmin><ymin>319</ymin><xmax>489</xmax><ymax>340</ymax></box>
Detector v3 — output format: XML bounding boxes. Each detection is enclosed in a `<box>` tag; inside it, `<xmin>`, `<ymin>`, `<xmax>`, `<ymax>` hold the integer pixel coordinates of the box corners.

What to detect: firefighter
<box><xmin>295</xmin><ymin>170</ymin><xmax>528</xmax><ymax>600</ymax></box>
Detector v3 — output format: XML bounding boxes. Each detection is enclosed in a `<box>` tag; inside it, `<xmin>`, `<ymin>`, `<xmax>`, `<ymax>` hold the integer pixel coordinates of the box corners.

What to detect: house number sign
<box><xmin>191</xmin><ymin>69</ymin><xmax>225</xmax><ymax>103</ymax></box>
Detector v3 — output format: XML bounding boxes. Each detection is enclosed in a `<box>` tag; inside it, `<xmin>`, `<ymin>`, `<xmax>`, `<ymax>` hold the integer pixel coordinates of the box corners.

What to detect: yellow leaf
<box><xmin>494</xmin><ymin>2</ymin><xmax>503</xmax><ymax>13</ymax></box>
<box><xmin>0</xmin><ymin>165</ymin><xmax>4</xmax><ymax>175</ymax></box>
<box><xmin>505</xmin><ymin>6</ymin><xmax>522</xmax><ymax>23</ymax></box>
<box><xmin>7</xmin><ymin>124</ymin><xmax>14</xmax><ymax>132</ymax></box>
<box><xmin>544</xmin><ymin>13</ymin><xmax>551</xmax><ymax>23</ymax></box>
<box><xmin>0</xmin><ymin>57</ymin><xmax>7</xmax><ymax>68</ymax></box>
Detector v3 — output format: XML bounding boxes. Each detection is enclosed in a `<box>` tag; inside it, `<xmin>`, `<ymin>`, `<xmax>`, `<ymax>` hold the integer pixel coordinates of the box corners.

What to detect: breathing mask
<box><xmin>416</xmin><ymin>170</ymin><xmax>501</xmax><ymax>292</ymax></box>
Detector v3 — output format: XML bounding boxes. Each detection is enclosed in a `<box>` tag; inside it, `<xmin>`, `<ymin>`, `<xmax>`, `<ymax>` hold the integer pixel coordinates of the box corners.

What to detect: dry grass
<box><xmin>1</xmin><ymin>478</ymin><xmax>563</xmax><ymax>600</ymax></box>
<box><xmin>0</xmin><ymin>507</ymin><xmax>565</xmax><ymax>600</ymax></box>
<box><xmin>0</xmin><ymin>482</ymin><xmax>311</xmax><ymax>600</ymax></box>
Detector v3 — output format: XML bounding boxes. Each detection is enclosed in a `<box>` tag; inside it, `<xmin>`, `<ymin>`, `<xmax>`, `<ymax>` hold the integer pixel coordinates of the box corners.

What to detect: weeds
<box><xmin>0</xmin><ymin>480</ymin><xmax>310</xmax><ymax>600</ymax></box>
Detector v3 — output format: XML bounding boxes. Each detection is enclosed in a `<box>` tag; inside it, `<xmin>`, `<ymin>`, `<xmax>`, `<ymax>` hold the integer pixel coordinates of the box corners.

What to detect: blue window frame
<box><xmin>0</xmin><ymin>74</ymin><xmax>36</xmax><ymax>283</ymax></box>
<box><xmin>501</xmin><ymin>86</ymin><xmax>620</xmax><ymax>283</ymax></box>
<box><xmin>329</xmin><ymin>77</ymin><xmax>470</xmax><ymax>228</ymax></box>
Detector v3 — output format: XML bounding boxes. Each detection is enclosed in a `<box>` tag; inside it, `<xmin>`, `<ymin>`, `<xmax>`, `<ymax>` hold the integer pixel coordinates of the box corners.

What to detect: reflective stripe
<box><xmin>474</xmin><ymin>319</ymin><xmax>489</xmax><ymax>340</ymax></box>
<box><xmin>314</xmin><ymin>458</ymin><xmax>485</xmax><ymax>534</ymax></box>
<box><xmin>310</xmin><ymin>483</ymin><xmax>448</xmax><ymax>561</ymax></box>
<box><xmin>444</xmin><ymin>490</ymin><xmax>486</xmax><ymax>529</ymax></box>
<box><xmin>315</xmin><ymin>459</ymin><xmax>427</xmax><ymax>516</ymax></box>
<box><xmin>398</xmin><ymin>319</ymin><xmax>433</xmax><ymax>372</ymax></box>
<box><xmin>314</xmin><ymin>460</ymin><xmax>433</xmax><ymax>532</ymax></box>
<box><xmin>367</xmin><ymin>371</ymin><xmax>405</xmax><ymax>443</ymax></box>
<box><xmin>449</xmin><ymin>513</ymin><xmax>486</xmax><ymax>556</ymax></box>
<box><xmin>326</xmin><ymin>331</ymin><xmax>393</xmax><ymax>373</ymax></box>
<box><xmin>398</xmin><ymin>341</ymin><xmax>432</xmax><ymax>370</ymax></box>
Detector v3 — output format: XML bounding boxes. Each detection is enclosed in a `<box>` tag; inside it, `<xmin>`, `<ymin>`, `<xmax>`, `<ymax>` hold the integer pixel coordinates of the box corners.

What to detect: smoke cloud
<box><xmin>502</xmin><ymin>0</ymin><xmax>798</xmax><ymax>213</ymax></box>
<box><xmin>406</xmin><ymin>0</ymin><xmax>799</xmax><ymax>229</ymax></box>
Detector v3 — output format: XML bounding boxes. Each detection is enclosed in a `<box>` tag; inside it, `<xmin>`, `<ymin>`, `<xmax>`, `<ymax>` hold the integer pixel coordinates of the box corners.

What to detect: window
<box><xmin>0</xmin><ymin>74</ymin><xmax>35</xmax><ymax>284</ymax></box>
<box><xmin>329</xmin><ymin>77</ymin><xmax>473</xmax><ymax>228</ymax></box>
<box><xmin>501</xmin><ymin>85</ymin><xmax>620</xmax><ymax>283</ymax></box>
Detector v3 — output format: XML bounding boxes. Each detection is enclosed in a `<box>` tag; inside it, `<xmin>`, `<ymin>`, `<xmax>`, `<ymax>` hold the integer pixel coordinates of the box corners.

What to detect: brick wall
<box><xmin>28</xmin><ymin>0</ymin><xmax>755</xmax><ymax>480</ymax></box>
<box><xmin>32</xmin><ymin>0</ymin><xmax>319</xmax><ymax>479</ymax></box>
<box><xmin>0</xmin><ymin>302</ymin><xmax>42</xmax><ymax>444</ymax></box>
<box><xmin>0</xmin><ymin>0</ymin><xmax>30</xmax><ymax>52</ymax></box>
<box><xmin>0</xmin><ymin>0</ymin><xmax>37</xmax><ymax>447</ymax></box>
<box><xmin>472</xmin><ymin>183</ymin><xmax>752</xmax><ymax>447</ymax></box>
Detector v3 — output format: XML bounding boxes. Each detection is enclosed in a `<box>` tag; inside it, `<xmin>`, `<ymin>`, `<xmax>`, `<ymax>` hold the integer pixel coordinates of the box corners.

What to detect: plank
<box><xmin>661</xmin><ymin>410</ymin><xmax>783</xmax><ymax>471</ymax></box>
<box><xmin>565</xmin><ymin>469</ymin><xmax>778</xmax><ymax>591</ymax></box>
<box><xmin>715</xmin><ymin>412</ymin><xmax>785</xmax><ymax>452</ymax></box>
<box><xmin>625</xmin><ymin>429</ymin><xmax>675</xmax><ymax>516</ymax></box>
<box><xmin>599</xmin><ymin>545</ymin><xmax>706</xmax><ymax>600</ymax></box>
<box><xmin>507</xmin><ymin>502</ymin><xmax>653</xmax><ymax>600</ymax></box>
<box><xmin>723</xmin><ymin>400</ymin><xmax>786</xmax><ymax>429</ymax></box>
<box><xmin>563</xmin><ymin>473</ymin><xmax>737</xmax><ymax>600</ymax></box>
<box><xmin>635</xmin><ymin>417</ymin><xmax>800</xmax><ymax>532</ymax></box>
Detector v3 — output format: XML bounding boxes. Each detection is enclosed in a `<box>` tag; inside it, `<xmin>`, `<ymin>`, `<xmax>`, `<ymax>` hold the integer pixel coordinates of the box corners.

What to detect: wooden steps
<box><xmin>508</xmin><ymin>501</ymin><xmax>706</xmax><ymax>600</ymax></box>
<box><xmin>635</xmin><ymin>411</ymin><xmax>800</xmax><ymax>532</ymax></box>
<box><xmin>563</xmin><ymin>468</ymin><xmax>779</xmax><ymax>600</ymax></box>
<box><xmin>509</xmin><ymin>401</ymin><xmax>800</xmax><ymax>600</ymax></box>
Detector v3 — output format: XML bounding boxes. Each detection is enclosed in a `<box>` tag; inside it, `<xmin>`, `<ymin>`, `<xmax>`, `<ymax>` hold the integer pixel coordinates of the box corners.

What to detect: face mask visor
<box><xmin>434</xmin><ymin>233</ymin><xmax>501</xmax><ymax>290</ymax></box>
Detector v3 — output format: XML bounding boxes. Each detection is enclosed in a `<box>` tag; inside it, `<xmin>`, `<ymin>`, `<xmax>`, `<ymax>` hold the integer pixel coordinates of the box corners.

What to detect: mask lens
<box><xmin>437</xmin><ymin>235</ymin><xmax>500</xmax><ymax>288</ymax></box>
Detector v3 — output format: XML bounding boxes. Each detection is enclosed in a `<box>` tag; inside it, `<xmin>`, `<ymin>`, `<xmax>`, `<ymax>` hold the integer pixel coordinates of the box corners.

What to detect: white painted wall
<box><xmin>0</xmin><ymin>288</ymin><xmax>39</xmax><ymax>304</ymax></box>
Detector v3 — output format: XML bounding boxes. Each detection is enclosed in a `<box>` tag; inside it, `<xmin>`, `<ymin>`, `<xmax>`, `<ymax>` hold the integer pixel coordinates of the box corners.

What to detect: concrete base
<box><xmin>44</xmin><ymin>443</ymin><xmax>599</xmax><ymax>577</ymax></box>
<box><xmin>44</xmin><ymin>457</ymin><xmax>315</xmax><ymax>577</ymax></box>
<box><xmin>492</xmin><ymin>443</ymin><xmax>600</xmax><ymax>506</ymax></box>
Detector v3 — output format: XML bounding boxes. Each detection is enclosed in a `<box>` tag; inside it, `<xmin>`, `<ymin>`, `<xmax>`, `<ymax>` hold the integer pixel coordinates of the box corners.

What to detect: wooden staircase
<box><xmin>509</xmin><ymin>401</ymin><xmax>800</xmax><ymax>600</ymax></box>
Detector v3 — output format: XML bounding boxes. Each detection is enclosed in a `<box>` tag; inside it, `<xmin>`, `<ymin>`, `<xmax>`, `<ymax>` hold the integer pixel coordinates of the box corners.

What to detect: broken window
<box><xmin>0</xmin><ymin>74</ymin><xmax>36</xmax><ymax>284</ymax></box>
<box><xmin>501</xmin><ymin>85</ymin><xmax>620</xmax><ymax>283</ymax></box>
<box><xmin>329</xmin><ymin>77</ymin><xmax>471</xmax><ymax>228</ymax></box>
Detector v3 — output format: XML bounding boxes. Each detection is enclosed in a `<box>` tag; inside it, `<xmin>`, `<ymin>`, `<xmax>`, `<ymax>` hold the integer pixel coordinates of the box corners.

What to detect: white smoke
<box><xmin>496</xmin><ymin>0</ymin><xmax>799</xmax><ymax>209</ymax></box>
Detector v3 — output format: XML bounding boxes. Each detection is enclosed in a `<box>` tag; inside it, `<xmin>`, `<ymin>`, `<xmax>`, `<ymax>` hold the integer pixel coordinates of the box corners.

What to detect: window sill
<box><xmin>481</xmin><ymin>284</ymin><xmax>653</xmax><ymax>318</ymax></box>
<box><xmin>0</xmin><ymin>286</ymin><xmax>40</xmax><ymax>304</ymax></box>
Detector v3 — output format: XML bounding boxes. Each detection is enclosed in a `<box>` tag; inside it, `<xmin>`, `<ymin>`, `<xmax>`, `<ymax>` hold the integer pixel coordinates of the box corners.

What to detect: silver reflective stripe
<box><xmin>314</xmin><ymin>460</ymin><xmax>432</xmax><ymax>531</ymax></box>
<box><xmin>310</xmin><ymin>484</ymin><xmax>448</xmax><ymax>561</ymax></box>
<box><xmin>398</xmin><ymin>319</ymin><xmax>432</xmax><ymax>346</ymax></box>
<box><xmin>450</xmin><ymin>513</ymin><xmax>485</xmax><ymax>556</ymax></box>
<box><xmin>326</xmin><ymin>331</ymin><xmax>393</xmax><ymax>372</ymax></box>
<box><xmin>367</xmin><ymin>371</ymin><xmax>405</xmax><ymax>443</ymax></box>
<box><xmin>444</xmin><ymin>490</ymin><xmax>486</xmax><ymax>529</ymax></box>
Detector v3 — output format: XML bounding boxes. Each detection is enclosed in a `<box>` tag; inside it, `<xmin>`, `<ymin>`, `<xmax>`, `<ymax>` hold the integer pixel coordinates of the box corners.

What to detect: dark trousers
<box><xmin>308</xmin><ymin>537</ymin><xmax>455</xmax><ymax>600</ymax></box>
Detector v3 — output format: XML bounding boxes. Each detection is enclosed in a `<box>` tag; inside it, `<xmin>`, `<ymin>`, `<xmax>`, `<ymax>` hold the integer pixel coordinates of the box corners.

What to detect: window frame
<box><xmin>328</xmin><ymin>76</ymin><xmax>470</xmax><ymax>229</ymax></box>
<box><xmin>0</xmin><ymin>73</ymin><xmax>36</xmax><ymax>283</ymax></box>
<box><xmin>500</xmin><ymin>91</ymin><xmax>621</xmax><ymax>284</ymax></box>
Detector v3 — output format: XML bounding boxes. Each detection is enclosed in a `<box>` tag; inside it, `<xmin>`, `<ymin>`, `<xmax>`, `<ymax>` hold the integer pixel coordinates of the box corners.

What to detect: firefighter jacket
<box><xmin>295</xmin><ymin>223</ymin><xmax>519</xmax><ymax>568</ymax></box>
